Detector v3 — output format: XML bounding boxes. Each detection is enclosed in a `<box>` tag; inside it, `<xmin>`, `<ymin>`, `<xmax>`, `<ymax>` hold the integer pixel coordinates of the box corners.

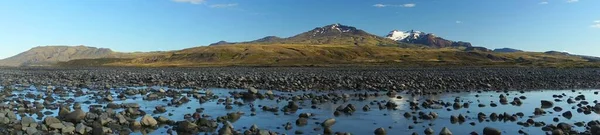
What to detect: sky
<box><xmin>0</xmin><ymin>0</ymin><xmax>599</xmax><ymax>59</ymax></box>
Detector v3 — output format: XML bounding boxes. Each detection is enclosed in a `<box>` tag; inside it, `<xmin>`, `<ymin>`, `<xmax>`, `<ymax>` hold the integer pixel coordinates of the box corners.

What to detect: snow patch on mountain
<box><xmin>385</xmin><ymin>30</ymin><xmax>426</xmax><ymax>41</ymax></box>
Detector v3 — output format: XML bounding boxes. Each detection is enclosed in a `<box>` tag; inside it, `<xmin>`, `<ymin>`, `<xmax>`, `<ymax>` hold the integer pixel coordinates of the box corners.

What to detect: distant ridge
<box><xmin>494</xmin><ymin>48</ymin><xmax>524</xmax><ymax>53</ymax></box>
<box><xmin>0</xmin><ymin>45</ymin><xmax>119</xmax><ymax>66</ymax></box>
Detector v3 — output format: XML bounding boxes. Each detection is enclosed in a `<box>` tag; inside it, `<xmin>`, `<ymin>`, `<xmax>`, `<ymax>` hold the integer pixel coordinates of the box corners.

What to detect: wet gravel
<box><xmin>1</xmin><ymin>67</ymin><xmax>600</xmax><ymax>91</ymax></box>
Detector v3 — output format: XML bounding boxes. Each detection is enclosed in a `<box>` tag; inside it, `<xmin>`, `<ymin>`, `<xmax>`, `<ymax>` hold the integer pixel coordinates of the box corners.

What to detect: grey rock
<box><xmin>157</xmin><ymin>116</ymin><xmax>170</xmax><ymax>123</ymax></box>
<box><xmin>25</xmin><ymin>127</ymin><xmax>37</xmax><ymax>135</ymax></box>
<box><xmin>62</xmin><ymin>125</ymin><xmax>75</xmax><ymax>134</ymax></box>
<box><xmin>21</xmin><ymin>116</ymin><xmax>35</xmax><ymax>127</ymax></box>
<box><xmin>321</xmin><ymin>118</ymin><xmax>336</xmax><ymax>127</ymax></box>
<box><xmin>65</xmin><ymin>109</ymin><xmax>86</xmax><ymax>123</ymax></box>
<box><xmin>562</xmin><ymin>111</ymin><xmax>572</xmax><ymax>119</ymax></box>
<box><xmin>374</xmin><ymin>127</ymin><xmax>386</xmax><ymax>135</ymax></box>
<box><xmin>248</xmin><ymin>87</ymin><xmax>258</xmax><ymax>94</ymax></box>
<box><xmin>590</xmin><ymin>125</ymin><xmax>600</xmax><ymax>135</ymax></box>
<box><xmin>43</xmin><ymin>116</ymin><xmax>61</xmax><ymax>126</ymax></box>
<box><xmin>105</xmin><ymin>95</ymin><xmax>113</xmax><ymax>101</ymax></box>
<box><xmin>439</xmin><ymin>127</ymin><xmax>452</xmax><ymax>135</ymax></box>
<box><xmin>140</xmin><ymin>115</ymin><xmax>158</xmax><ymax>127</ymax></box>
<box><xmin>483</xmin><ymin>127</ymin><xmax>501</xmax><ymax>135</ymax></box>
<box><xmin>106</xmin><ymin>103</ymin><xmax>120</xmax><ymax>109</ymax></box>
<box><xmin>0</xmin><ymin>117</ymin><xmax>9</xmax><ymax>124</ymax></box>
<box><xmin>425</xmin><ymin>127</ymin><xmax>434</xmax><ymax>135</ymax></box>
<box><xmin>551</xmin><ymin>129</ymin><xmax>564</xmax><ymax>135</ymax></box>
<box><xmin>176</xmin><ymin>121</ymin><xmax>198</xmax><ymax>133</ymax></box>
<box><xmin>541</xmin><ymin>100</ymin><xmax>553</xmax><ymax>108</ymax></box>
<box><xmin>296</xmin><ymin>118</ymin><xmax>308</xmax><ymax>126</ymax></box>
<box><xmin>75</xmin><ymin>123</ymin><xmax>87</xmax><ymax>134</ymax></box>
<box><xmin>122</xmin><ymin>103</ymin><xmax>140</xmax><ymax>108</ymax></box>
<box><xmin>49</xmin><ymin>123</ymin><xmax>65</xmax><ymax>129</ymax></box>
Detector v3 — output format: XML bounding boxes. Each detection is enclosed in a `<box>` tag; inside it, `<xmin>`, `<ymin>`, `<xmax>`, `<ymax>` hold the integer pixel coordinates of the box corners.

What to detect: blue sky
<box><xmin>0</xmin><ymin>0</ymin><xmax>599</xmax><ymax>59</ymax></box>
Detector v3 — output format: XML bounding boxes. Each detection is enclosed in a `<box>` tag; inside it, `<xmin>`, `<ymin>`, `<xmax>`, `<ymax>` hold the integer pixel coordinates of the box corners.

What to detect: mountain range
<box><xmin>210</xmin><ymin>24</ymin><xmax>469</xmax><ymax>48</ymax></box>
<box><xmin>1</xmin><ymin>23</ymin><xmax>599</xmax><ymax>68</ymax></box>
<box><xmin>210</xmin><ymin>24</ymin><xmax>400</xmax><ymax>46</ymax></box>
<box><xmin>385</xmin><ymin>30</ymin><xmax>472</xmax><ymax>48</ymax></box>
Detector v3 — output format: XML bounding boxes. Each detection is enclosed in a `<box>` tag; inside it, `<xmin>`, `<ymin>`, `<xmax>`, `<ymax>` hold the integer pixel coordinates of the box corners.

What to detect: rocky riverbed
<box><xmin>1</xmin><ymin>67</ymin><xmax>600</xmax><ymax>91</ymax></box>
<box><xmin>0</xmin><ymin>67</ymin><xmax>600</xmax><ymax>135</ymax></box>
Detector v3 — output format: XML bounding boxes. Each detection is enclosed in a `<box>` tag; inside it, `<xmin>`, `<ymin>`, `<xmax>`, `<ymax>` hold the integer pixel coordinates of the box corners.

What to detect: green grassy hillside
<box><xmin>57</xmin><ymin>44</ymin><xmax>600</xmax><ymax>68</ymax></box>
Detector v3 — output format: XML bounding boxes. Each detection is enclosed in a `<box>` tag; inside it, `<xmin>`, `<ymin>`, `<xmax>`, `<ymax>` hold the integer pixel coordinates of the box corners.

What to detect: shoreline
<box><xmin>1</xmin><ymin>67</ymin><xmax>599</xmax><ymax>91</ymax></box>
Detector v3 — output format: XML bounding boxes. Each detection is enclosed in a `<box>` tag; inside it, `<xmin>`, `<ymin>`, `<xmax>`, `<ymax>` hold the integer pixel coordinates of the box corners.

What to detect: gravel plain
<box><xmin>1</xmin><ymin>67</ymin><xmax>600</xmax><ymax>92</ymax></box>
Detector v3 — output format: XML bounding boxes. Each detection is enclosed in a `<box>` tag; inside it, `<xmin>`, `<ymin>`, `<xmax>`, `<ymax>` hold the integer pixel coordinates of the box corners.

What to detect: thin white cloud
<box><xmin>539</xmin><ymin>1</ymin><xmax>549</xmax><ymax>4</ymax></box>
<box><xmin>373</xmin><ymin>4</ymin><xmax>386</xmax><ymax>8</ymax></box>
<box><xmin>402</xmin><ymin>3</ymin><xmax>416</xmax><ymax>8</ymax></box>
<box><xmin>455</xmin><ymin>21</ymin><xmax>462</xmax><ymax>24</ymax></box>
<box><xmin>210</xmin><ymin>3</ymin><xmax>238</xmax><ymax>8</ymax></box>
<box><xmin>567</xmin><ymin>0</ymin><xmax>579</xmax><ymax>3</ymax></box>
<box><xmin>172</xmin><ymin>0</ymin><xmax>205</xmax><ymax>4</ymax></box>
<box><xmin>373</xmin><ymin>3</ymin><xmax>416</xmax><ymax>8</ymax></box>
<box><xmin>592</xmin><ymin>20</ymin><xmax>600</xmax><ymax>28</ymax></box>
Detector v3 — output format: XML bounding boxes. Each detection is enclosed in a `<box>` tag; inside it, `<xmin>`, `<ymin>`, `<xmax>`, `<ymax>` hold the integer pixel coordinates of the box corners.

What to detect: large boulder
<box><xmin>534</xmin><ymin>108</ymin><xmax>545</xmax><ymax>115</ymax></box>
<box><xmin>104</xmin><ymin>95</ymin><xmax>113</xmax><ymax>101</ymax></box>
<box><xmin>25</xmin><ymin>127</ymin><xmax>38</xmax><ymax>135</ymax></box>
<box><xmin>49</xmin><ymin>123</ymin><xmax>66</xmax><ymax>129</ymax></box>
<box><xmin>541</xmin><ymin>100</ymin><xmax>554</xmax><ymax>108</ymax></box>
<box><xmin>218</xmin><ymin>122</ymin><xmax>234</xmax><ymax>135</ymax></box>
<box><xmin>424</xmin><ymin>127</ymin><xmax>434</xmax><ymax>134</ymax></box>
<box><xmin>551</xmin><ymin>129</ymin><xmax>564</xmax><ymax>135</ymax></box>
<box><xmin>106</xmin><ymin>103</ymin><xmax>120</xmax><ymax>109</ymax></box>
<box><xmin>296</xmin><ymin>118</ymin><xmax>308</xmax><ymax>126</ymax></box>
<box><xmin>58</xmin><ymin>107</ymin><xmax>70</xmax><ymax>119</ymax></box>
<box><xmin>248</xmin><ymin>87</ymin><xmax>258</xmax><ymax>94</ymax></box>
<box><xmin>0</xmin><ymin>117</ymin><xmax>10</xmax><ymax>124</ymax></box>
<box><xmin>122</xmin><ymin>103</ymin><xmax>140</xmax><ymax>108</ymax></box>
<box><xmin>562</xmin><ymin>111</ymin><xmax>573</xmax><ymax>119</ymax></box>
<box><xmin>75</xmin><ymin>123</ymin><xmax>87</xmax><ymax>134</ymax></box>
<box><xmin>177</xmin><ymin>121</ymin><xmax>198</xmax><ymax>133</ymax></box>
<box><xmin>157</xmin><ymin>116</ymin><xmax>171</xmax><ymax>124</ymax></box>
<box><xmin>65</xmin><ymin>109</ymin><xmax>86</xmax><ymax>123</ymax></box>
<box><xmin>155</xmin><ymin>106</ymin><xmax>167</xmax><ymax>113</ymax></box>
<box><xmin>440</xmin><ymin>127</ymin><xmax>453</xmax><ymax>135</ymax></box>
<box><xmin>590</xmin><ymin>125</ymin><xmax>600</xmax><ymax>135</ymax></box>
<box><xmin>62</xmin><ymin>125</ymin><xmax>76</xmax><ymax>134</ymax></box>
<box><xmin>140</xmin><ymin>115</ymin><xmax>158</xmax><ymax>128</ymax></box>
<box><xmin>44</xmin><ymin>116</ymin><xmax>62</xmax><ymax>126</ymax></box>
<box><xmin>593</xmin><ymin>103</ymin><xmax>600</xmax><ymax>112</ymax></box>
<box><xmin>321</xmin><ymin>118</ymin><xmax>336</xmax><ymax>127</ymax></box>
<box><xmin>556</xmin><ymin>123</ymin><xmax>571</xmax><ymax>131</ymax></box>
<box><xmin>483</xmin><ymin>127</ymin><xmax>501</xmax><ymax>135</ymax></box>
<box><xmin>374</xmin><ymin>127</ymin><xmax>386</xmax><ymax>135</ymax></box>
<box><xmin>21</xmin><ymin>116</ymin><xmax>36</xmax><ymax>127</ymax></box>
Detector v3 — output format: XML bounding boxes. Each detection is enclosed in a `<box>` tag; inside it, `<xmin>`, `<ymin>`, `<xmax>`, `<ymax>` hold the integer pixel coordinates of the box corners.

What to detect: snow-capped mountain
<box><xmin>310</xmin><ymin>23</ymin><xmax>357</xmax><ymax>36</ymax></box>
<box><xmin>210</xmin><ymin>24</ymin><xmax>399</xmax><ymax>46</ymax></box>
<box><xmin>385</xmin><ymin>30</ymin><xmax>472</xmax><ymax>48</ymax></box>
<box><xmin>386</xmin><ymin>30</ymin><xmax>426</xmax><ymax>42</ymax></box>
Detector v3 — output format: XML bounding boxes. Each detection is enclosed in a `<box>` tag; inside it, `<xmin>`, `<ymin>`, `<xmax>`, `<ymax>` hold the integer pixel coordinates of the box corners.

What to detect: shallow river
<box><xmin>4</xmin><ymin>85</ymin><xmax>600</xmax><ymax>135</ymax></box>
